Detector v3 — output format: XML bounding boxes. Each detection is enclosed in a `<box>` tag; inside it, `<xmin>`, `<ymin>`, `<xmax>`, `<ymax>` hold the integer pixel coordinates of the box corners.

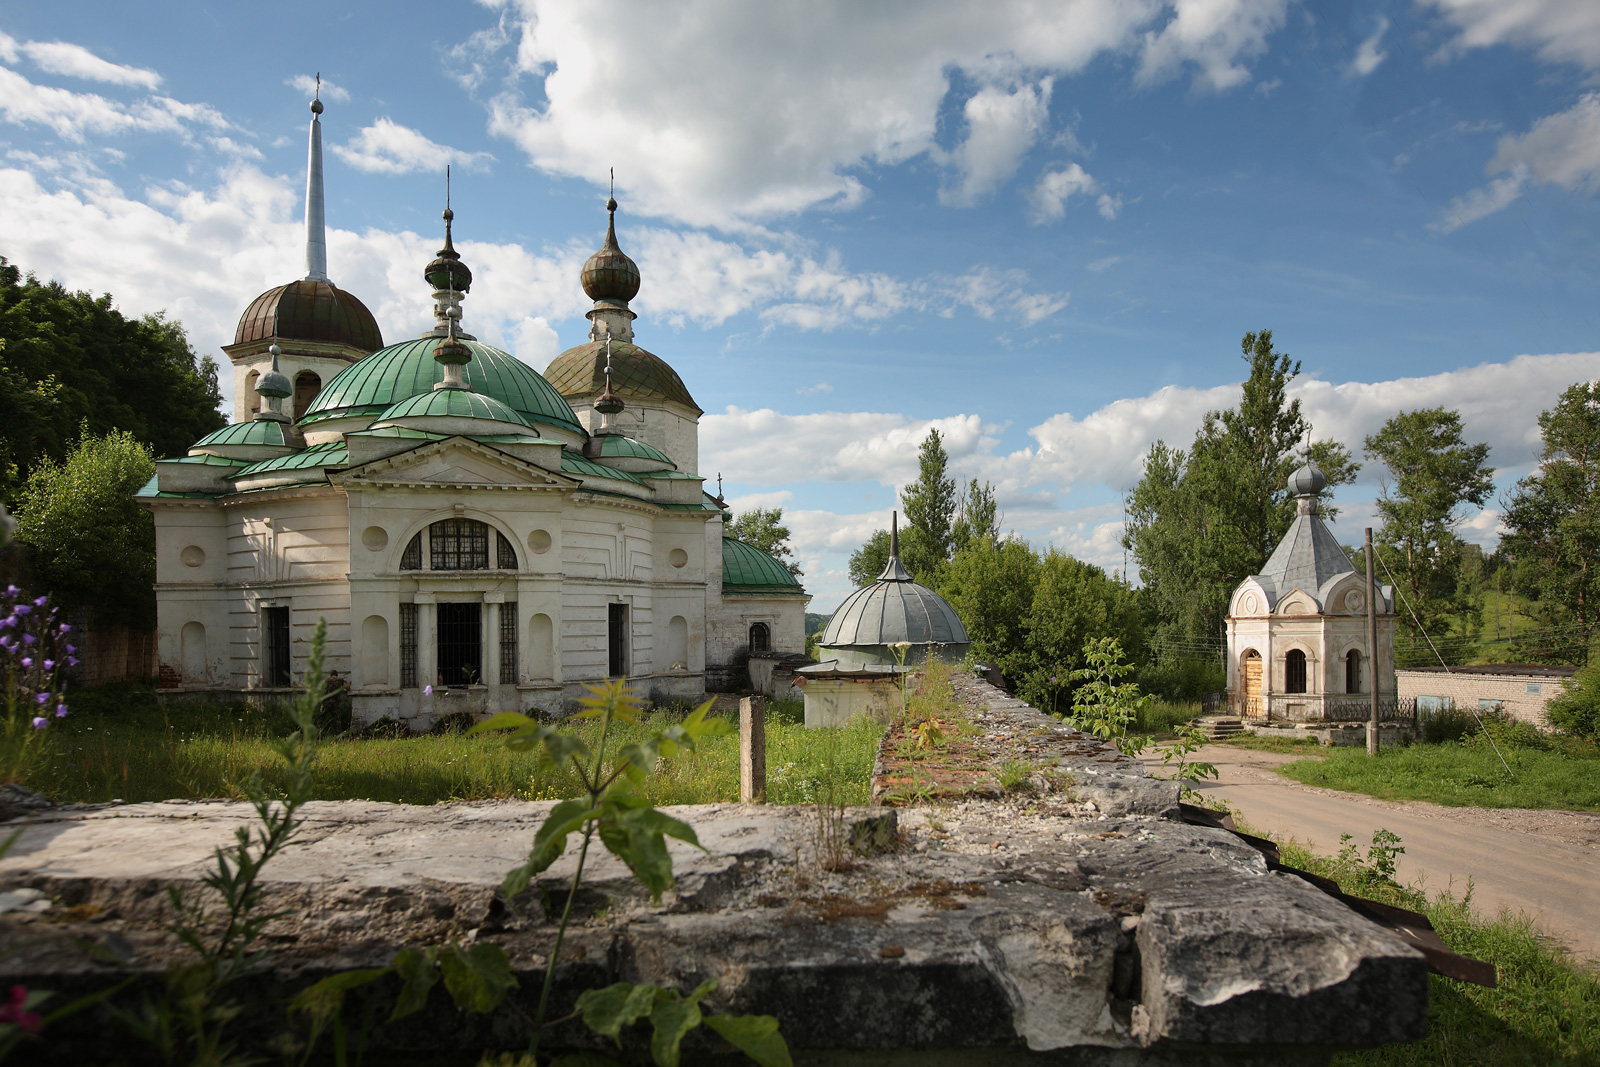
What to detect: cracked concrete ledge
<box><xmin>0</xmin><ymin>680</ymin><xmax>1429</xmax><ymax>1065</ymax></box>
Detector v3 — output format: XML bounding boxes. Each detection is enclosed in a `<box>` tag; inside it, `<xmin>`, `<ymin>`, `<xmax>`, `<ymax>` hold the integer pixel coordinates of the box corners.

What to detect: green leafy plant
<box><xmin>118</xmin><ymin>618</ymin><xmax>330</xmax><ymax>1066</ymax></box>
<box><xmin>1148</xmin><ymin>719</ymin><xmax>1220</xmax><ymax>798</ymax></box>
<box><xmin>996</xmin><ymin>759</ymin><xmax>1035</xmax><ymax>793</ymax></box>
<box><xmin>1065</xmin><ymin>638</ymin><xmax>1151</xmax><ymax>754</ymax></box>
<box><xmin>295</xmin><ymin>680</ymin><xmax>790</xmax><ymax>1066</ymax></box>
<box><xmin>1331</xmin><ymin>828</ymin><xmax>1407</xmax><ymax>896</ymax></box>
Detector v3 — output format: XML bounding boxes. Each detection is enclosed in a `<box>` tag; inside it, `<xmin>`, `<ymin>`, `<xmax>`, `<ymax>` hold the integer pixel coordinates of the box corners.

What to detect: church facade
<box><xmin>138</xmin><ymin>94</ymin><xmax>807</xmax><ymax>724</ymax></box>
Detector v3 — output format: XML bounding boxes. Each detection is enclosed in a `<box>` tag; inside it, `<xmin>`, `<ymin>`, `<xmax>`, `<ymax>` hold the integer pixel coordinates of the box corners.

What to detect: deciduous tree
<box><xmin>1502</xmin><ymin>381</ymin><xmax>1600</xmax><ymax>663</ymax></box>
<box><xmin>1363</xmin><ymin>407</ymin><xmax>1493</xmax><ymax>660</ymax></box>
<box><xmin>951</xmin><ymin>478</ymin><xmax>1000</xmax><ymax>552</ymax></box>
<box><xmin>847</xmin><ymin>528</ymin><xmax>890</xmax><ymax>587</ymax></box>
<box><xmin>15</xmin><ymin>430</ymin><xmax>156</xmax><ymax>627</ymax></box>
<box><xmin>726</xmin><ymin>506</ymin><xmax>802</xmax><ymax>576</ymax></box>
<box><xmin>1123</xmin><ymin>330</ymin><xmax>1357</xmax><ymax>642</ymax></box>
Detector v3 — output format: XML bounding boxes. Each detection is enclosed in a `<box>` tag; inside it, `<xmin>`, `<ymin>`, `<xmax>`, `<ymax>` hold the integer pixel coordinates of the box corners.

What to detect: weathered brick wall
<box><xmin>1396</xmin><ymin>669</ymin><xmax>1571</xmax><ymax>727</ymax></box>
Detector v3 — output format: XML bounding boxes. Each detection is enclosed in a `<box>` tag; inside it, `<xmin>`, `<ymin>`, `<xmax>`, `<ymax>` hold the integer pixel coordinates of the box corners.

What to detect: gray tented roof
<box><xmin>820</xmin><ymin>577</ymin><xmax>969</xmax><ymax>648</ymax></box>
<box><xmin>1257</xmin><ymin>511</ymin><xmax>1355</xmax><ymax>596</ymax></box>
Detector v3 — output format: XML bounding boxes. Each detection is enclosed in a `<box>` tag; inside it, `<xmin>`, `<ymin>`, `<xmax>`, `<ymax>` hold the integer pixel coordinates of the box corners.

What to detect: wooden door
<box><xmin>1241</xmin><ymin>651</ymin><xmax>1262</xmax><ymax>715</ymax></box>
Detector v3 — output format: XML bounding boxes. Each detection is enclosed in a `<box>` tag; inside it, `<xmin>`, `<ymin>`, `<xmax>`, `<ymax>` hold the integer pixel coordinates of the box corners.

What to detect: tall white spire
<box><xmin>303</xmin><ymin>75</ymin><xmax>329</xmax><ymax>283</ymax></box>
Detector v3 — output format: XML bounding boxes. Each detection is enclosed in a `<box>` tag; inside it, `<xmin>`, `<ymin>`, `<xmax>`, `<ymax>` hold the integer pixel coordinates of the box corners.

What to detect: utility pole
<box><xmin>1365</xmin><ymin>527</ymin><xmax>1380</xmax><ymax>756</ymax></box>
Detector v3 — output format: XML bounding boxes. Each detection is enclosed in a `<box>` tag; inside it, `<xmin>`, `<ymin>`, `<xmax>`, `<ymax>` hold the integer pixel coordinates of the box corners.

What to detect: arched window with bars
<box><xmin>398</xmin><ymin>519</ymin><xmax>517</xmax><ymax>572</ymax></box>
<box><xmin>1285</xmin><ymin>648</ymin><xmax>1308</xmax><ymax>694</ymax></box>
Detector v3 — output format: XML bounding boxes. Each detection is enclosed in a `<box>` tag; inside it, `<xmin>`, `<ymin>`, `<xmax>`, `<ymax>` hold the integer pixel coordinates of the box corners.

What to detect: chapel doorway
<box><xmin>1240</xmin><ymin>649</ymin><xmax>1262</xmax><ymax>716</ymax></box>
<box><xmin>437</xmin><ymin>603</ymin><xmax>482</xmax><ymax>686</ymax></box>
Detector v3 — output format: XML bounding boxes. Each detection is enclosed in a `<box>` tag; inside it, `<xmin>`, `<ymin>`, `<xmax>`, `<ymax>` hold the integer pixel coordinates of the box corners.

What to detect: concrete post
<box><xmin>1366</xmin><ymin>528</ymin><xmax>1379</xmax><ymax>756</ymax></box>
<box><xmin>740</xmin><ymin>696</ymin><xmax>766</xmax><ymax>803</ymax></box>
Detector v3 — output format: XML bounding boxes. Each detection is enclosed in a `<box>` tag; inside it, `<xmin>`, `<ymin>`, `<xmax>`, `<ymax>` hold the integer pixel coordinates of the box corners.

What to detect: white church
<box><xmin>138</xmin><ymin>93</ymin><xmax>809</xmax><ymax>724</ymax></box>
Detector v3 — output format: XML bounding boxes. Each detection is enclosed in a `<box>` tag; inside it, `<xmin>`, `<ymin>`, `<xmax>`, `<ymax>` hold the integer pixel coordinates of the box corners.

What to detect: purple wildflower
<box><xmin>22</xmin><ymin>634</ymin><xmax>35</xmax><ymax>646</ymax></box>
<box><xmin>35</xmin><ymin>693</ymin><xmax>50</xmax><ymax>705</ymax></box>
<box><xmin>55</xmin><ymin>705</ymin><xmax>67</xmax><ymax>718</ymax></box>
<box><xmin>424</xmin><ymin>685</ymin><xmax>434</xmax><ymax>695</ymax></box>
<box><xmin>13</xmin><ymin>605</ymin><xmax>29</xmax><ymax>616</ymax></box>
<box><xmin>20</xmin><ymin>658</ymin><xmax>31</xmax><ymax>668</ymax></box>
<box><xmin>30</xmin><ymin>717</ymin><xmax>46</xmax><ymax>730</ymax></box>
<box><xmin>32</xmin><ymin>596</ymin><xmax>46</xmax><ymax>608</ymax></box>
<box><xmin>67</xmin><ymin>657</ymin><xmax>78</xmax><ymax>667</ymax></box>
<box><xmin>65</xmin><ymin>645</ymin><xmax>75</xmax><ymax>654</ymax></box>
<box><xmin>4</xmin><ymin>585</ymin><xmax>16</xmax><ymax>597</ymax></box>
<box><xmin>42</xmin><ymin>660</ymin><xmax>52</xmax><ymax>671</ymax></box>
<box><xmin>59</xmin><ymin>624</ymin><xmax>70</xmax><ymax>633</ymax></box>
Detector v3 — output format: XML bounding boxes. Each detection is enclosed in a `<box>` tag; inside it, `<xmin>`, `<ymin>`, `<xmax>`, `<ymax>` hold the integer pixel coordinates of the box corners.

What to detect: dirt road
<box><xmin>1159</xmin><ymin>744</ymin><xmax>1600</xmax><ymax>961</ymax></box>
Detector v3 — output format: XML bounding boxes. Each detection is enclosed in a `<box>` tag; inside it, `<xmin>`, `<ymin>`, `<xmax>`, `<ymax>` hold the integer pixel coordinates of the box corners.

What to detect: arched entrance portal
<box><xmin>1240</xmin><ymin>649</ymin><xmax>1262</xmax><ymax>717</ymax></box>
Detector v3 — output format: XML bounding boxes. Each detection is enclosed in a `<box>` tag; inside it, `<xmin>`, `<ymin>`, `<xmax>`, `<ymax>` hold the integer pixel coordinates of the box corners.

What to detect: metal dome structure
<box><xmin>817</xmin><ymin>514</ymin><xmax>969</xmax><ymax>666</ymax></box>
<box><xmin>233</xmin><ymin>280</ymin><xmax>384</xmax><ymax>352</ymax></box>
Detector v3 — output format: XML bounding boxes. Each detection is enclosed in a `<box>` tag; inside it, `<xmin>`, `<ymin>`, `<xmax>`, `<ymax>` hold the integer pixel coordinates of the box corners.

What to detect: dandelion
<box><xmin>30</xmin><ymin>717</ymin><xmax>46</xmax><ymax>730</ymax></box>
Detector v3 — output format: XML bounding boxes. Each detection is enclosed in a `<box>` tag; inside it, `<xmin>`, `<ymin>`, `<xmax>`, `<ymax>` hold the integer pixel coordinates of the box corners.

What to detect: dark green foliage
<box><xmin>939</xmin><ymin>537</ymin><xmax>1142</xmax><ymax>711</ymax></box>
<box><xmin>0</xmin><ymin>257</ymin><xmax>223</xmax><ymax>501</ymax></box>
<box><xmin>951</xmin><ymin>478</ymin><xmax>1000</xmax><ymax>552</ymax></box>
<box><xmin>899</xmin><ymin>428</ymin><xmax>957</xmax><ymax>581</ymax></box>
<box><xmin>847</xmin><ymin>528</ymin><xmax>890</xmax><ymax>587</ymax></box>
<box><xmin>1136</xmin><ymin>655</ymin><xmax>1227</xmax><ymax>701</ymax></box>
<box><xmin>1365</xmin><ymin>408</ymin><xmax>1494</xmax><ymax>665</ymax></box>
<box><xmin>1502</xmin><ymin>381</ymin><xmax>1600</xmax><ymax>665</ymax></box>
<box><xmin>14</xmin><ymin>430</ymin><xmax>156</xmax><ymax>625</ymax></box>
<box><xmin>1546</xmin><ymin>662</ymin><xmax>1600</xmax><ymax>739</ymax></box>
<box><xmin>1123</xmin><ymin>330</ymin><xmax>1358</xmax><ymax>642</ymax></box>
<box><xmin>726</xmin><ymin>506</ymin><xmax>802</xmax><ymax>576</ymax></box>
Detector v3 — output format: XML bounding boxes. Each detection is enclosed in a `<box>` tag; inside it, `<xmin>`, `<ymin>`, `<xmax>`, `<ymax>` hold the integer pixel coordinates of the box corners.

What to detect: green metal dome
<box><xmin>373</xmin><ymin>388</ymin><xmax>532</xmax><ymax>428</ymax></box>
<box><xmin>544</xmin><ymin>340</ymin><xmax>700</xmax><ymax>414</ymax></box>
<box><xmin>300</xmin><ymin>337</ymin><xmax>584</xmax><ymax>436</ymax></box>
<box><xmin>190</xmin><ymin>420</ymin><xmax>291</xmax><ymax>451</ymax></box>
<box><xmin>722</xmin><ymin>537</ymin><xmax>802</xmax><ymax>595</ymax></box>
<box><xmin>592</xmin><ymin>434</ymin><xmax>675</xmax><ymax>466</ymax></box>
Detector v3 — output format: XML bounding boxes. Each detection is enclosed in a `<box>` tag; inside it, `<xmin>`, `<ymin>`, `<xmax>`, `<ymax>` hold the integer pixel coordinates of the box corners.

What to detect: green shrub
<box><xmin>1546</xmin><ymin>662</ymin><xmax>1600</xmax><ymax>740</ymax></box>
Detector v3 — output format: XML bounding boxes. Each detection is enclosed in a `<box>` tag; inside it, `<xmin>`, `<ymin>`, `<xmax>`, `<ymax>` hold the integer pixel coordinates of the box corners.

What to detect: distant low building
<box><xmin>1396</xmin><ymin>664</ymin><xmax>1577</xmax><ymax>728</ymax></box>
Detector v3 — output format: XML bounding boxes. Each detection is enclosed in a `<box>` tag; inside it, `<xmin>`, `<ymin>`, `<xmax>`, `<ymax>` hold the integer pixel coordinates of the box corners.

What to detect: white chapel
<box><xmin>138</xmin><ymin>93</ymin><xmax>809</xmax><ymax>724</ymax></box>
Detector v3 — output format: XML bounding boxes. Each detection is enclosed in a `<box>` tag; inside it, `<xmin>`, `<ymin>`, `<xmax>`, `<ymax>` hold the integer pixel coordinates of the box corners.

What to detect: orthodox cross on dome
<box><xmin>582</xmin><ymin>174</ymin><xmax>641</xmax><ymax>344</ymax></box>
<box><xmin>303</xmin><ymin>74</ymin><xmax>329</xmax><ymax>283</ymax></box>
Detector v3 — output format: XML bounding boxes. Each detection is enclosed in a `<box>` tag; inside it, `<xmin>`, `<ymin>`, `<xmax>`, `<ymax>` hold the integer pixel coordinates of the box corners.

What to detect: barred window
<box><xmin>264</xmin><ymin>607</ymin><xmax>291</xmax><ymax>686</ymax></box>
<box><xmin>400</xmin><ymin>533</ymin><xmax>422</xmax><ymax>571</ymax></box>
<box><xmin>430</xmin><ymin>518</ymin><xmax>489</xmax><ymax>570</ymax></box>
<box><xmin>438</xmin><ymin>603</ymin><xmax>482</xmax><ymax>686</ymax></box>
<box><xmin>1285</xmin><ymin>649</ymin><xmax>1308</xmax><ymax>694</ymax></box>
<box><xmin>496</xmin><ymin>531</ymin><xmax>518</xmax><ymax>570</ymax></box>
<box><xmin>399</xmin><ymin>602</ymin><xmax>417</xmax><ymax>689</ymax></box>
<box><xmin>500</xmin><ymin>603</ymin><xmax>518</xmax><ymax>684</ymax></box>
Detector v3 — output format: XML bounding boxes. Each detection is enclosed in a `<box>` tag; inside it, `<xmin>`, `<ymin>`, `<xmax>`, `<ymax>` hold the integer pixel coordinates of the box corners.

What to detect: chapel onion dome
<box><xmin>255</xmin><ymin>345</ymin><xmax>292</xmax><ymax>400</ymax></box>
<box><xmin>581</xmin><ymin>197</ymin><xmax>640</xmax><ymax>304</ymax></box>
<box><xmin>1288</xmin><ymin>460</ymin><xmax>1327</xmax><ymax>497</ymax></box>
<box><xmin>234</xmin><ymin>280</ymin><xmax>384</xmax><ymax>351</ymax></box>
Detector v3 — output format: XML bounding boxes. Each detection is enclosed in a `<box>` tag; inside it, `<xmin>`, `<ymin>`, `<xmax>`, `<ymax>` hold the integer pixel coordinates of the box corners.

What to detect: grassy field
<box><xmin>1276</xmin><ymin>740</ymin><xmax>1600</xmax><ymax>811</ymax></box>
<box><xmin>36</xmin><ymin>684</ymin><xmax>883</xmax><ymax>807</ymax></box>
<box><xmin>1254</xmin><ymin>828</ymin><xmax>1600</xmax><ymax>1066</ymax></box>
<box><xmin>1135</xmin><ymin>700</ymin><xmax>1201</xmax><ymax>736</ymax></box>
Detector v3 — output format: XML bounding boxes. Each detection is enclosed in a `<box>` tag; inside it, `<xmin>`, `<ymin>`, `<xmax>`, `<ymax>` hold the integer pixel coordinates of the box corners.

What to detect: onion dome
<box><xmin>544</xmin><ymin>340</ymin><xmax>701</xmax><ymax>413</ymax></box>
<box><xmin>581</xmin><ymin>197</ymin><xmax>640</xmax><ymax>304</ymax></box>
<box><xmin>256</xmin><ymin>344</ymin><xmax>292</xmax><ymax>399</ymax></box>
<box><xmin>1287</xmin><ymin>461</ymin><xmax>1327</xmax><ymax>497</ymax></box>
<box><xmin>581</xmin><ymin>433</ymin><xmax>676</xmax><ymax>472</ymax></box>
<box><xmin>234</xmin><ymin>280</ymin><xmax>383</xmax><ymax>351</ymax></box>
<box><xmin>301</xmin><ymin>337</ymin><xmax>585</xmax><ymax>437</ymax></box>
<box><xmin>722</xmin><ymin>537</ymin><xmax>803</xmax><ymax>595</ymax></box>
<box><xmin>434</xmin><ymin>310</ymin><xmax>471</xmax><ymax>367</ymax></box>
<box><xmin>424</xmin><ymin>206</ymin><xmax>472</xmax><ymax>294</ymax></box>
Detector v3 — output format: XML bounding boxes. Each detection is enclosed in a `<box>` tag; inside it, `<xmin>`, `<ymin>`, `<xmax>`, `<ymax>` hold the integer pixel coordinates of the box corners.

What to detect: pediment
<box><xmin>332</xmin><ymin>437</ymin><xmax>579</xmax><ymax>490</ymax></box>
<box><xmin>1231</xmin><ymin>580</ymin><xmax>1271</xmax><ymax>617</ymax></box>
<box><xmin>1321</xmin><ymin>573</ymin><xmax>1367</xmax><ymax>615</ymax></box>
<box><xmin>1275</xmin><ymin>589</ymin><xmax>1319</xmax><ymax>616</ymax></box>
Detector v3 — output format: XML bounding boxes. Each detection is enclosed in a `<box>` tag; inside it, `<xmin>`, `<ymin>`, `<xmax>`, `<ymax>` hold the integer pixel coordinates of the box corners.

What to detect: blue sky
<box><xmin>2</xmin><ymin>0</ymin><xmax>1598</xmax><ymax>610</ymax></box>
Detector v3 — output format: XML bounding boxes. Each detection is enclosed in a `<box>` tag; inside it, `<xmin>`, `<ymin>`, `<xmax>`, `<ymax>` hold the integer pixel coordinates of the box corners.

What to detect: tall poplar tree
<box><xmin>1502</xmin><ymin>381</ymin><xmax>1600</xmax><ymax>664</ymax></box>
<box><xmin>1123</xmin><ymin>330</ymin><xmax>1357</xmax><ymax>641</ymax></box>
<box><xmin>899</xmin><ymin>428</ymin><xmax>957</xmax><ymax>581</ymax></box>
<box><xmin>1363</xmin><ymin>407</ymin><xmax>1493</xmax><ymax>659</ymax></box>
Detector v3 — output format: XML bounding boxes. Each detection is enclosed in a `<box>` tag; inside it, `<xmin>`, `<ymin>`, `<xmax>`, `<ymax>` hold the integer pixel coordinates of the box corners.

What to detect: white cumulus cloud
<box><xmin>1435</xmin><ymin>93</ymin><xmax>1600</xmax><ymax>231</ymax></box>
<box><xmin>333</xmin><ymin>118</ymin><xmax>495</xmax><ymax>175</ymax></box>
<box><xmin>1348</xmin><ymin>17</ymin><xmax>1389</xmax><ymax>77</ymax></box>
<box><xmin>1423</xmin><ymin>0</ymin><xmax>1600</xmax><ymax>69</ymax></box>
<box><xmin>475</xmin><ymin>0</ymin><xmax>1290</xmax><ymax>228</ymax></box>
<box><xmin>21</xmin><ymin>40</ymin><xmax>161</xmax><ymax>88</ymax></box>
